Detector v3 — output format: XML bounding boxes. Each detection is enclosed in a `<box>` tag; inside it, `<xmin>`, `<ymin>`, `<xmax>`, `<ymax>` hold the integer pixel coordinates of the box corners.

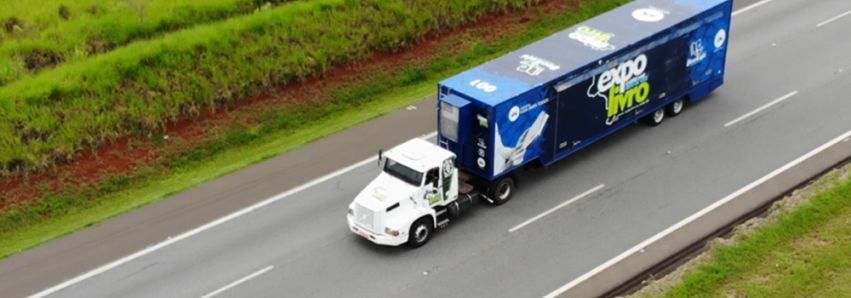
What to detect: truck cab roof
<box><xmin>384</xmin><ymin>138</ymin><xmax>455</xmax><ymax>173</ymax></box>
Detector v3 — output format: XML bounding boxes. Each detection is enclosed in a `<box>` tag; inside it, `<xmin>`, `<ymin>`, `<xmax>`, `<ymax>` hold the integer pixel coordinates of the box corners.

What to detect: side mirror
<box><xmin>377</xmin><ymin>149</ymin><xmax>383</xmax><ymax>167</ymax></box>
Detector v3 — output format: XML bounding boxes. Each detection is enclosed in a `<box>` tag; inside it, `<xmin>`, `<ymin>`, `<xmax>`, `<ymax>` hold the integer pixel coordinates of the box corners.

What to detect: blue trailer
<box><xmin>348</xmin><ymin>0</ymin><xmax>733</xmax><ymax>247</ymax></box>
<box><xmin>437</xmin><ymin>0</ymin><xmax>731</xmax><ymax>202</ymax></box>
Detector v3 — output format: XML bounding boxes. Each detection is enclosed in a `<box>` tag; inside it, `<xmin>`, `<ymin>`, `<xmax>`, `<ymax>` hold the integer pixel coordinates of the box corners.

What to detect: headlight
<box><xmin>385</xmin><ymin>227</ymin><xmax>400</xmax><ymax>237</ymax></box>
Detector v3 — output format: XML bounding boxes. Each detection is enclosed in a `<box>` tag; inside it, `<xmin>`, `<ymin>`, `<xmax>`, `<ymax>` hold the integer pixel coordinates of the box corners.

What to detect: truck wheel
<box><xmin>643</xmin><ymin>108</ymin><xmax>665</xmax><ymax>126</ymax></box>
<box><xmin>407</xmin><ymin>217</ymin><xmax>433</xmax><ymax>248</ymax></box>
<box><xmin>666</xmin><ymin>99</ymin><xmax>684</xmax><ymax>117</ymax></box>
<box><xmin>490</xmin><ymin>176</ymin><xmax>516</xmax><ymax>205</ymax></box>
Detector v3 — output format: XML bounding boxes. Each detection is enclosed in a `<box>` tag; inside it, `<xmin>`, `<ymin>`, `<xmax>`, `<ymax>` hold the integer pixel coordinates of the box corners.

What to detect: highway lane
<box><xmin>16</xmin><ymin>0</ymin><xmax>851</xmax><ymax>297</ymax></box>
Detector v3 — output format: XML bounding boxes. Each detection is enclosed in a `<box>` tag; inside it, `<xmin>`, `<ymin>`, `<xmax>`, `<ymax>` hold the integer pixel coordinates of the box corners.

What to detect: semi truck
<box><xmin>347</xmin><ymin>0</ymin><xmax>732</xmax><ymax>248</ymax></box>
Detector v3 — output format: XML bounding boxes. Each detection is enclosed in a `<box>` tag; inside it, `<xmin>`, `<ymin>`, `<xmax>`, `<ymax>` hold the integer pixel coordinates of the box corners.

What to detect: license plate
<box><xmin>358</xmin><ymin>231</ymin><xmax>370</xmax><ymax>239</ymax></box>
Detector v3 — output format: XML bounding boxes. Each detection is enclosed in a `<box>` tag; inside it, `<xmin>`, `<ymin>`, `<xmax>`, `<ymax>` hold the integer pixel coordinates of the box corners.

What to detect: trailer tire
<box><xmin>489</xmin><ymin>176</ymin><xmax>516</xmax><ymax>206</ymax></box>
<box><xmin>643</xmin><ymin>108</ymin><xmax>665</xmax><ymax>126</ymax></box>
<box><xmin>666</xmin><ymin>99</ymin><xmax>684</xmax><ymax>117</ymax></box>
<box><xmin>407</xmin><ymin>217</ymin><xmax>433</xmax><ymax>248</ymax></box>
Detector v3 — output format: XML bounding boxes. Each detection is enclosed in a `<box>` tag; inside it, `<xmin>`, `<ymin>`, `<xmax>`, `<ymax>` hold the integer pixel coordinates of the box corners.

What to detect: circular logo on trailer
<box><xmin>632</xmin><ymin>8</ymin><xmax>665</xmax><ymax>22</ymax></box>
<box><xmin>508</xmin><ymin>106</ymin><xmax>521</xmax><ymax>122</ymax></box>
<box><xmin>714</xmin><ymin>29</ymin><xmax>727</xmax><ymax>49</ymax></box>
<box><xmin>477</xmin><ymin>157</ymin><xmax>486</xmax><ymax>169</ymax></box>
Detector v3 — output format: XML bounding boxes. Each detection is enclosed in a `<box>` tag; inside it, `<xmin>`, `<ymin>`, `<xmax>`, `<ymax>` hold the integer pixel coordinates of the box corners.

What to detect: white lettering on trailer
<box><xmin>687</xmin><ymin>41</ymin><xmax>707</xmax><ymax>67</ymax></box>
<box><xmin>568</xmin><ymin>26</ymin><xmax>616</xmax><ymax>51</ymax></box>
<box><xmin>517</xmin><ymin>54</ymin><xmax>560</xmax><ymax>76</ymax></box>
<box><xmin>587</xmin><ymin>54</ymin><xmax>651</xmax><ymax>125</ymax></box>
<box><xmin>470</xmin><ymin>79</ymin><xmax>497</xmax><ymax>93</ymax></box>
<box><xmin>509</xmin><ymin>98</ymin><xmax>551</xmax><ymax>123</ymax></box>
<box><xmin>596</xmin><ymin>54</ymin><xmax>648</xmax><ymax>94</ymax></box>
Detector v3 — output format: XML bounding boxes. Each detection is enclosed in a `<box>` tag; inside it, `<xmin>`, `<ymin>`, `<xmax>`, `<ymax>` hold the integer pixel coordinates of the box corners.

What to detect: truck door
<box><xmin>555</xmin><ymin>87</ymin><xmax>597</xmax><ymax>152</ymax></box>
<box><xmin>553</xmin><ymin>73</ymin><xmax>608</xmax><ymax>154</ymax></box>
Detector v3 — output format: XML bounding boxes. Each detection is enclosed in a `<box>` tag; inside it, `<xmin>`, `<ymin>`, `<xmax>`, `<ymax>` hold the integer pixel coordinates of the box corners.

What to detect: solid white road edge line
<box><xmin>731</xmin><ymin>0</ymin><xmax>777</xmax><ymax>16</ymax></box>
<box><xmin>199</xmin><ymin>265</ymin><xmax>274</xmax><ymax>298</ymax></box>
<box><xmin>542</xmin><ymin>128</ymin><xmax>851</xmax><ymax>298</ymax></box>
<box><xmin>509</xmin><ymin>184</ymin><xmax>605</xmax><ymax>233</ymax></box>
<box><xmin>724</xmin><ymin>90</ymin><xmax>797</xmax><ymax>127</ymax></box>
<box><xmin>816</xmin><ymin>9</ymin><xmax>851</xmax><ymax>27</ymax></box>
<box><xmin>27</xmin><ymin>131</ymin><xmax>438</xmax><ymax>298</ymax></box>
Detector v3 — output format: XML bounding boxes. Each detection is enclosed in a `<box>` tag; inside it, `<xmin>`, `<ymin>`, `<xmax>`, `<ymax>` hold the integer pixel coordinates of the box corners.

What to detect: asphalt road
<box><xmin>5</xmin><ymin>0</ymin><xmax>851</xmax><ymax>297</ymax></box>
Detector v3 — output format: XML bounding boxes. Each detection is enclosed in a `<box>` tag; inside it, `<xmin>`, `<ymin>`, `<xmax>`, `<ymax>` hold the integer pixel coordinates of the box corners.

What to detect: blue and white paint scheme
<box><xmin>437</xmin><ymin>0</ymin><xmax>732</xmax><ymax>182</ymax></box>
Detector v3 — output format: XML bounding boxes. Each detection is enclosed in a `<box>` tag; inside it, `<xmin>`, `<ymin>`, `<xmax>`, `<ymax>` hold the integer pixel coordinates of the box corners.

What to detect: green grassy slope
<box><xmin>0</xmin><ymin>0</ymin><xmax>292</xmax><ymax>85</ymax></box>
<box><xmin>0</xmin><ymin>0</ymin><xmax>539</xmax><ymax>175</ymax></box>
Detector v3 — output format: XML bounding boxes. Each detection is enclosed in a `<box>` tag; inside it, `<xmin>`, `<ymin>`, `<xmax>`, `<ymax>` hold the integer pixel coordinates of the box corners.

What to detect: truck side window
<box><xmin>426</xmin><ymin>168</ymin><xmax>439</xmax><ymax>188</ymax></box>
<box><xmin>440</xmin><ymin>101</ymin><xmax>460</xmax><ymax>142</ymax></box>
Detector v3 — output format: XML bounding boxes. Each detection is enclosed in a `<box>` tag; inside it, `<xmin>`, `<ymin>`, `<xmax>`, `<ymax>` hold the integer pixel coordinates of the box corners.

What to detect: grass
<box><xmin>0</xmin><ymin>0</ymin><xmax>291</xmax><ymax>85</ymax></box>
<box><xmin>0</xmin><ymin>0</ymin><xmax>539</xmax><ymax>175</ymax></box>
<box><xmin>0</xmin><ymin>0</ymin><xmax>632</xmax><ymax>259</ymax></box>
<box><xmin>651</xmin><ymin>168</ymin><xmax>851</xmax><ymax>297</ymax></box>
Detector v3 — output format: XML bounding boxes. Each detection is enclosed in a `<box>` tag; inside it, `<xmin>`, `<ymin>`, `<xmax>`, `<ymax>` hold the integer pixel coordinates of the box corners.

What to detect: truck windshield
<box><xmin>384</xmin><ymin>159</ymin><xmax>423</xmax><ymax>186</ymax></box>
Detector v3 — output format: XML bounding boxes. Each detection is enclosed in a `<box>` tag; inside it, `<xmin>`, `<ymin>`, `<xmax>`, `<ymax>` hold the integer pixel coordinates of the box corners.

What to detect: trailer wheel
<box><xmin>490</xmin><ymin>176</ymin><xmax>516</xmax><ymax>205</ymax></box>
<box><xmin>666</xmin><ymin>99</ymin><xmax>684</xmax><ymax>117</ymax></box>
<box><xmin>407</xmin><ymin>217</ymin><xmax>433</xmax><ymax>248</ymax></box>
<box><xmin>643</xmin><ymin>108</ymin><xmax>665</xmax><ymax>126</ymax></box>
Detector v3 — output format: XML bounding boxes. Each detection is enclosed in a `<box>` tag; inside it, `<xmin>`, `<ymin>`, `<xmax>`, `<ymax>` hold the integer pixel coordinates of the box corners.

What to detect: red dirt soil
<box><xmin>0</xmin><ymin>0</ymin><xmax>584</xmax><ymax>212</ymax></box>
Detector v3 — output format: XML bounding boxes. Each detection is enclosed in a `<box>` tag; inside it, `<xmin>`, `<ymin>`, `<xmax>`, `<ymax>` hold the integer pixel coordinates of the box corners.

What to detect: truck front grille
<box><xmin>355</xmin><ymin>203</ymin><xmax>379</xmax><ymax>233</ymax></box>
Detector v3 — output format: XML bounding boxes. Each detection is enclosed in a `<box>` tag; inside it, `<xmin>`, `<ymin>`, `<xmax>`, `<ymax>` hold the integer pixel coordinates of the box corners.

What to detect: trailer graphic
<box><xmin>348</xmin><ymin>0</ymin><xmax>732</xmax><ymax>248</ymax></box>
<box><xmin>588</xmin><ymin>53</ymin><xmax>652</xmax><ymax>124</ymax></box>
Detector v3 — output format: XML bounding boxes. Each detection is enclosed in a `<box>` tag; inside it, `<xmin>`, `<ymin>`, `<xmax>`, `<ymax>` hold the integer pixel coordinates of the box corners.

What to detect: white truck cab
<box><xmin>347</xmin><ymin>138</ymin><xmax>477</xmax><ymax>247</ymax></box>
